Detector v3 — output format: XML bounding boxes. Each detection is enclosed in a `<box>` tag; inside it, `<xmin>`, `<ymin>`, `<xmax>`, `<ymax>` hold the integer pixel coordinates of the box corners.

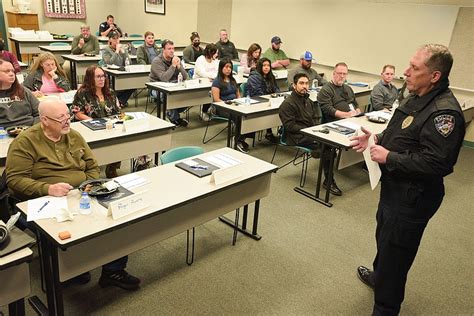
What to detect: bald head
<box><xmin>39</xmin><ymin>99</ymin><xmax>71</xmax><ymax>139</ymax></box>
<box><xmin>39</xmin><ymin>99</ymin><xmax>69</xmax><ymax>117</ymax></box>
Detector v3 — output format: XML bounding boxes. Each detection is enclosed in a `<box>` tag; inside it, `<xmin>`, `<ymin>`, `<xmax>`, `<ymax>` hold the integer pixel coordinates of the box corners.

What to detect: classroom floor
<box><xmin>2</xmin><ymin>97</ymin><xmax>473</xmax><ymax>315</ymax></box>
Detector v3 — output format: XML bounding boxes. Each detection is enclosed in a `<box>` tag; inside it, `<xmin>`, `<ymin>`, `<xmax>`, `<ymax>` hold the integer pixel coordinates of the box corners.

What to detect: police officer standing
<box><xmin>350</xmin><ymin>44</ymin><xmax>465</xmax><ymax>315</ymax></box>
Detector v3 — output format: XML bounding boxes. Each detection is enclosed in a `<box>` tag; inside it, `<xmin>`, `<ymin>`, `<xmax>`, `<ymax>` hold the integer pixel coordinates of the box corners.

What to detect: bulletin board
<box><xmin>43</xmin><ymin>0</ymin><xmax>86</xmax><ymax>19</ymax></box>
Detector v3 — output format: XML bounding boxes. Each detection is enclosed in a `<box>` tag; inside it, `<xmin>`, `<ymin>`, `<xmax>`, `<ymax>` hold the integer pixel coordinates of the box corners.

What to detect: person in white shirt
<box><xmin>193</xmin><ymin>43</ymin><xmax>219</xmax><ymax>121</ymax></box>
<box><xmin>193</xmin><ymin>43</ymin><xmax>219</xmax><ymax>80</ymax></box>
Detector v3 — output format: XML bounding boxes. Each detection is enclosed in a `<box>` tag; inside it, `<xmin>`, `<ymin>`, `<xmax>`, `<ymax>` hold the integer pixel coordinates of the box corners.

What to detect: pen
<box><xmin>38</xmin><ymin>201</ymin><xmax>50</xmax><ymax>212</ymax></box>
<box><xmin>191</xmin><ymin>165</ymin><xmax>208</xmax><ymax>170</ymax></box>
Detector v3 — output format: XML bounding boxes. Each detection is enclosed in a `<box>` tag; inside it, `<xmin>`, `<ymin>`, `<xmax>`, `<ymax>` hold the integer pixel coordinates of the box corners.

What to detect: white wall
<box><xmin>230</xmin><ymin>0</ymin><xmax>458</xmax><ymax>77</ymax></box>
<box><xmin>116</xmin><ymin>0</ymin><xmax>198</xmax><ymax>46</ymax></box>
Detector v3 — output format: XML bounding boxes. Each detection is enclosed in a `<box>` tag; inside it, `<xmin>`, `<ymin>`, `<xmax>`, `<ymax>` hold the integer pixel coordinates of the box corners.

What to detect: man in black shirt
<box><xmin>351</xmin><ymin>44</ymin><xmax>465</xmax><ymax>316</ymax></box>
<box><xmin>99</xmin><ymin>15</ymin><xmax>123</xmax><ymax>37</ymax></box>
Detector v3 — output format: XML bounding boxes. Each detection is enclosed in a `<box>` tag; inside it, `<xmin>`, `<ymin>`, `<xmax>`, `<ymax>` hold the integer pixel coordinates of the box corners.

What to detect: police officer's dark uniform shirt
<box><xmin>318</xmin><ymin>82</ymin><xmax>359</xmax><ymax>122</ymax></box>
<box><xmin>378</xmin><ymin>78</ymin><xmax>465</xmax><ymax>181</ymax></box>
<box><xmin>371</xmin><ymin>78</ymin><xmax>465</xmax><ymax>315</ymax></box>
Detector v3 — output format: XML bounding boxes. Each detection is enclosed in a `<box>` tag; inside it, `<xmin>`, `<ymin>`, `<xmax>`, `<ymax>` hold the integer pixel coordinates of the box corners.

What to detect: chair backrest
<box><xmin>239</xmin><ymin>82</ymin><xmax>248</xmax><ymax>97</ymax></box>
<box><xmin>132</xmin><ymin>40</ymin><xmax>145</xmax><ymax>46</ymax></box>
<box><xmin>365</xmin><ymin>96</ymin><xmax>373</xmax><ymax>112</ymax></box>
<box><xmin>129</xmin><ymin>34</ymin><xmax>142</xmax><ymax>38</ymax></box>
<box><xmin>50</xmin><ymin>42</ymin><xmax>69</xmax><ymax>46</ymax></box>
<box><xmin>160</xmin><ymin>146</ymin><xmax>204</xmax><ymax>165</ymax></box>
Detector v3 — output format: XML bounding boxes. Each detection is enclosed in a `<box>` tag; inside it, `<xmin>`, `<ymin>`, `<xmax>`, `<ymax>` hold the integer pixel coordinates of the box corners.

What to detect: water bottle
<box><xmin>79</xmin><ymin>192</ymin><xmax>91</xmax><ymax>215</ymax></box>
<box><xmin>245</xmin><ymin>94</ymin><xmax>251</xmax><ymax>105</ymax></box>
<box><xmin>177</xmin><ymin>72</ymin><xmax>183</xmax><ymax>85</ymax></box>
<box><xmin>0</xmin><ymin>127</ymin><xmax>6</xmax><ymax>143</ymax></box>
<box><xmin>312</xmin><ymin>79</ymin><xmax>318</xmax><ymax>90</ymax></box>
<box><xmin>124</xmin><ymin>57</ymin><xmax>131</xmax><ymax>72</ymax></box>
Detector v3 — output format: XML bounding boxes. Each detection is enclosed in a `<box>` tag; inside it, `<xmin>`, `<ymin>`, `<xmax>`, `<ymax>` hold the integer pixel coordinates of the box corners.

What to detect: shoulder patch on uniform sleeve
<box><xmin>433</xmin><ymin>114</ymin><xmax>455</xmax><ymax>137</ymax></box>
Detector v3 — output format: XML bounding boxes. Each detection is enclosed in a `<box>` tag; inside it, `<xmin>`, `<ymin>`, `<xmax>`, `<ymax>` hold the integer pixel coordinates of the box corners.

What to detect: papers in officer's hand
<box><xmin>201</xmin><ymin>153</ymin><xmax>242</xmax><ymax>169</ymax></box>
<box><xmin>27</xmin><ymin>196</ymin><xmax>68</xmax><ymax>221</ymax></box>
<box><xmin>361</xmin><ymin>129</ymin><xmax>381</xmax><ymax>190</ymax></box>
<box><xmin>115</xmin><ymin>173</ymin><xmax>150</xmax><ymax>190</ymax></box>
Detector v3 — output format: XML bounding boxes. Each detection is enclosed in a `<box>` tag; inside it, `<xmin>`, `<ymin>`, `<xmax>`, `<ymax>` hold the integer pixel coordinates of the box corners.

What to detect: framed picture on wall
<box><xmin>145</xmin><ymin>0</ymin><xmax>165</xmax><ymax>15</ymax></box>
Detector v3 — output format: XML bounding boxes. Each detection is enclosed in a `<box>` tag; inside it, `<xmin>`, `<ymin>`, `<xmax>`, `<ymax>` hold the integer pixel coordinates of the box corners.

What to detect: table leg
<box><xmin>8</xmin><ymin>298</ymin><xmax>25</xmax><ymax>316</ymax></box>
<box><xmin>219</xmin><ymin>200</ymin><xmax>262</xmax><ymax>241</ymax></box>
<box><xmin>14</xmin><ymin>42</ymin><xmax>22</xmax><ymax>61</ymax></box>
<box><xmin>70</xmin><ymin>61</ymin><xmax>77</xmax><ymax>89</ymax></box>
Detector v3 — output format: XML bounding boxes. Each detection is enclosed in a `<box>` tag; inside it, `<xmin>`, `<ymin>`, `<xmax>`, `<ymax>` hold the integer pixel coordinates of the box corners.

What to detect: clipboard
<box><xmin>175</xmin><ymin>158</ymin><xmax>220</xmax><ymax>178</ymax></box>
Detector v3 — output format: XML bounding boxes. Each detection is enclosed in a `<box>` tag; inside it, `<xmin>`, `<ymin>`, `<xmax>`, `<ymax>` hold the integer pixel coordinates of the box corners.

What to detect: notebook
<box><xmin>175</xmin><ymin>158</ymin><xmax>220</xmax><ymax>178</ymax></box>
<box><xmin>96</xmin><ymin>186</ymin><xmax>134</xmax><ymax>209</ymax></box>
<box><xmin>80</xmin><ymin>118</ymin><xmax>107</xmax><ymax>131</ymax></box>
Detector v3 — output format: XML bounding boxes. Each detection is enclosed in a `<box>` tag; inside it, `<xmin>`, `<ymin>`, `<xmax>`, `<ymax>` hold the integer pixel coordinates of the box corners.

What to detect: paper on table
<box><xmin>115</xmin><ymin>173</ymin><xmax>150</xmax><ymax>190</ymax></box>
<box><xmin>361</xmin><ymin>129</ymin><xmax>382</xmax><ymax>190</ymax></box>
<box><xmin>27</xmin><ymin>196</ymin><xmax>68</xmax><ymax>221</ymax></box>
<box><xmin>202</xmin><ymin>153</ymin><xmax>242</xmax><ymax>169</ymax></box>
<box><xmin>125</xmin><ymin>112</ymin><xmax>148</xmax><ymax>120</ymax></box>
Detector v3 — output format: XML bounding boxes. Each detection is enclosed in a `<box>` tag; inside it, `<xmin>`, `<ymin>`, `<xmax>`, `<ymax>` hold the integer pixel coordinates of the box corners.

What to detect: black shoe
<box><xmin>265</xmin><ymin>133</ymin><xmax>279</xmax><ymax>144</ymax></box>
<box><xmin>62</xmin><ymin>272</ymin><xmax>91</xmax><ymax>286</ymax></box>
<box><xmin>357</xmin><ymin>266</ymin><xmax>375</xmax><ymax>289</ymax></box>
<box><xmin>99</xmin><ymin>269</ymin><xmax>141</xmax><ymax>291</ymax></box>
<box><xmin>322</xmin><ymin>180</ymin><xmax>342</xmax><ymax>196</ymax></box>
<box><xmin>236</xmin><ymin>141</ymin><xmax>249</xmax><ymax>153</ymax></box>
<box><xmin>174</xmin><ymin>118</ymin><xmax>188</xmax><ymax>127</ymax></box>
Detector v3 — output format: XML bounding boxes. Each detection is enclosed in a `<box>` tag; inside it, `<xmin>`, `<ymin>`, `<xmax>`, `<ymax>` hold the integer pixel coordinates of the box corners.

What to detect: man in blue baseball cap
<box><xmin>262</xmin><ymin>36</ymin><xmax>290</xmax><ymax>70</ymax></box>
<box><xmin>288</xmin><ymin>50</ymin><xmax>328</xmax><ymax>90</ymax></box>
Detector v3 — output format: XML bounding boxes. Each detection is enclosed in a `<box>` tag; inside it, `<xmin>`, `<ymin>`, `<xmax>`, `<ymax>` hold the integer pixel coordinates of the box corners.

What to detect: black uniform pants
<box><xmin>372</xmin><ymin>178</ymin><xmax>444</xmax><ymax>316</ymax></box>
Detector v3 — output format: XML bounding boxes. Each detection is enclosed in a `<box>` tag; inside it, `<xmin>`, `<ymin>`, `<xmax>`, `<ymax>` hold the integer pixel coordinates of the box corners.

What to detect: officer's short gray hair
<box><xmin>421</xmin><ymin>44</ymin><xmax>453</xmax><ymax>80</ymax></box>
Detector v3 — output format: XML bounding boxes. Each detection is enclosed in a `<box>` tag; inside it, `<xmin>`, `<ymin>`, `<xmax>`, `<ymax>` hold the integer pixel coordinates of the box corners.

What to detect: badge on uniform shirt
<box><xmin>401</xmin><ymin>116</ymin><xmax>414</xmax><ymax>129</ymax></box>
<box><xmin>434</xmin><ymin>114</ymin><xmax>455</xmax><ymax>137</ymax></box>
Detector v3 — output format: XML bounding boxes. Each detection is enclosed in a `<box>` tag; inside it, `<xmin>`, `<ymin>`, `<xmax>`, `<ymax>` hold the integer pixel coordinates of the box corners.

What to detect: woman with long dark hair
<box><xmin>247</xmin><ymin>57</ymin><xmax>279</xmax><ymax>142</ymax></box>
<box><xmin>72</xmin><ymin>65</ymin><xmax>122</xmax><ymax>177</ymax></box>
<box><xmin>0</xmin><ymin>59</ymin><xmax>39</xmax><ymax>128</ymax></box>
<box><xmin>211</xmin><ymin>58</ymin><xmax>253</xmax><ymax>153</ymax></box>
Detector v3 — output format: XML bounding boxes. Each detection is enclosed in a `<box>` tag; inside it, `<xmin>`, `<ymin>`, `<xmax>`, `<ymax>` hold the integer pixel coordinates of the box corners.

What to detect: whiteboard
<box><xmin>230</xmin><ymin>0</ymin><xmax>459</xmax><ymax>76</ymax></box>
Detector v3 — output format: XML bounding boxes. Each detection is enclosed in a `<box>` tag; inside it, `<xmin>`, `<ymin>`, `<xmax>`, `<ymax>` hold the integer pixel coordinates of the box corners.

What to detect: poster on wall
<box><xmin>145</xmin><ymin>0</ymin><xmax>165</xmax><ymax>15</ymax></box>
<box><xmin>43</xmin><ymin>0</ymin><xmax>86</xmax><ymax>19</ymax></box>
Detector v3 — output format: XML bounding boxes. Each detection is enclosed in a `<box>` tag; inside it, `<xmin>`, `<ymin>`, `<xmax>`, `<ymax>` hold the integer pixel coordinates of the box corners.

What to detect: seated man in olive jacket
<box><xmin>6</xmin><ymin>99</ymin><xmax>141</xmax><ymax>291</ymax></box>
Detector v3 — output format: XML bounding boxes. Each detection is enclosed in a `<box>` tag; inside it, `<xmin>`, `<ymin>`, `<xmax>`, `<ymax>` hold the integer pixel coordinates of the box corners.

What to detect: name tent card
<box><xmin>107</xmin><ymin>190</ymin><xmax>150</xmax><ymax>220</ymax></box>
<box><xmin>210</xmin><ymin>164</ymin><xmax>242</xmax><ymax>186</ymax></box>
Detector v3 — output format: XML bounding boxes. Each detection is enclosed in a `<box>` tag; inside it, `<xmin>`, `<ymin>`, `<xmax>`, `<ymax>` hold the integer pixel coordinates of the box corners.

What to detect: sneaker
<box><xmin>99</xmin><ymin>269</ymin><xmax>141</xmax><ymax>291</ymax></box>
<box><xmin>357</xmin><ymin>266</ymin><xmax>375</xmax><ymax>289</ymax></box>
<box><xmin>241</xmin><ymin>140</ymin><xmax>249</xmax><ymax>151</ymax></box>
<box><xmin>265</xmin><ymin>133</ymin><xmax>279</xmax><ymax>144</ymax></box>
<box><xmin>62</xmin><ymin>272</ymin><xmax>91</xmax><ymax>286</ymax></box>
<box><xmin>236</xmin><ymin>141</ymin><xmax>249</xmax><ymax>153</ymax></box>
<box><xmin>200</xmin><ymin>112</ymin><xmax>210</xmax><ymax>122</ymax></box>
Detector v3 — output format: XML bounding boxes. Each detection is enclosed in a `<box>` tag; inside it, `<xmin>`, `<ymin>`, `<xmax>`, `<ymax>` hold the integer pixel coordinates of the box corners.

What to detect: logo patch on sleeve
<box><xmin>433</xmin><ymin>114</ymin><xmax>455</xmax><ymax>137</ymax></box>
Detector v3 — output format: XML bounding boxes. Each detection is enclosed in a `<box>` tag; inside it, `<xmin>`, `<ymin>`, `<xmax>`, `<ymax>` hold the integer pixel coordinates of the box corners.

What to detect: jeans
<box><xmin>102</xmin><ymin>256</ymin><xmax>128</xmax><ymax>272</ymax></box>
<box><xmin>116</xmin><ymin>89</ymin><xmax>135</xmax><ymax>106</ymax></box>
<box><xmin>151</xmin><ymin>90</ymin><xmax>186</xmax><ymax>121</ymax></box>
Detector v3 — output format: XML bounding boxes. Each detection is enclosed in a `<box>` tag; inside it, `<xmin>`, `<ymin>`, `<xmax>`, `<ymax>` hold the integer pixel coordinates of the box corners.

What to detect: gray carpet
<box><xmin>2</xmin><ymin>100</ymin><xmax>473</xmax><ymax>315</ymax></box>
